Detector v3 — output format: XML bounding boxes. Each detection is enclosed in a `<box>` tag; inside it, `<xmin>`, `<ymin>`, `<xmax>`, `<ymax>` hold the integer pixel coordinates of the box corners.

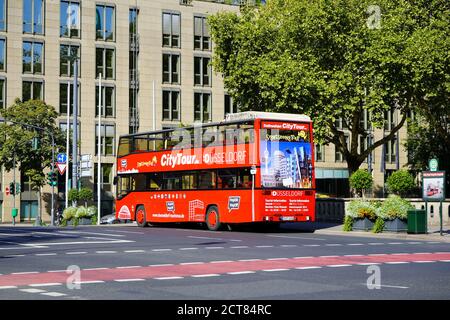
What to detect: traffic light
<box><xmin>47</xmin><ymin>171</ymin><xmax>57</xmax><ymax>186</ymax></box>
<box><xmin>9</xmin><ymin>182</ymin><xmax>15</xmax><ymax>195</ymax></box>
<box><xmin>15</xmin><ymin>182</ymin><xmax>21</xmax><ymax>194</ymax></box>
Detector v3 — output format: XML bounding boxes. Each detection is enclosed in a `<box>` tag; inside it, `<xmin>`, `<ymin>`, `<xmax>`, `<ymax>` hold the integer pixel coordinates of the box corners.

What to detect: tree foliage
<box><xmin>386</xmin><ymin>170</ymin><xmax>416</xmax><ymax>196</ymax></box>
<box><xmin>349</xmin><ymin>169</ymin><xmax>373</xmax><ymax>197</ymax></box>
<box><xmin>0</xmin><ymin>99</ymin><xmax>65</xmax><ymax>190</ymax></box>
<box><xmin>208</xmin><ymin>0</ymin><xmax>449</xmax><ymax>174</ymax></box>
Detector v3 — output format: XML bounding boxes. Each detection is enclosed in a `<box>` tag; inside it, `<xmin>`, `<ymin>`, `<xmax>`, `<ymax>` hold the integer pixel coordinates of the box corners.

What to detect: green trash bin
<box><xmin>407</xmin><ymin>209</ymin><xmax>427</xmax><ymax>234</ymax></box>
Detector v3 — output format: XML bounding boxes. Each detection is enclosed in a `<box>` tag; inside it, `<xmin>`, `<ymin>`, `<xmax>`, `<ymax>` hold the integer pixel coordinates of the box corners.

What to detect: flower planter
<box><xmin>79</xmin><ymin>218</ymin><xmax>93</xmax><ymax>225</ymax></box>
<box><xmin>383</xmin><ymin>218</ymin><xmax>407</xmax><ymax>232</ymax></box>
<box><xmin>352</xmin><ymin>217</ymin><xmax>374</xmax><ymax>231</ymax></box>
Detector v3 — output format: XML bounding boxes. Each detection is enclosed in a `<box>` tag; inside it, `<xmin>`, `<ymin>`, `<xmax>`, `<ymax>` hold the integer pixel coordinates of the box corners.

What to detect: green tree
<box><xmin>386</xmin><ymin>170</ymin><xmax>416</xmax><ymax>197</ymax></box>
<box><xmin>208</xmin><ymin>0</ymin><xmax>449</xmax><ymax>176</ymax></box>
<box><xmin>78</xmin><ymin>187</ymin><xmax>93</xmax><ymax>207</ymax></box>
<box><xmin>0</xmin><ymin>99</ymin><xmax>65</xmax><ymax>219</ymax></box>
<box><xmin>349</xmin><ymin>169</ymin><xmax>373</xmax><ymax>198</ymax></box>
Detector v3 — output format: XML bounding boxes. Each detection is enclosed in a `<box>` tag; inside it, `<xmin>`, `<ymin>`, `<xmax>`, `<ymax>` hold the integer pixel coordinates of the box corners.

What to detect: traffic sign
<box><xmin>57</xmin><ymin>153</ymin><xmax>67</xmax><ymax>164</ymax></box>
<box><xmin>57</xmin><ymin>162</ymin><xmax>67</xmax><ymax>175</ymax></box>
<box><xmin>429</xmin><ymin>158</ymin><xmax>438</xmax><ymax>172</ymax></box>
<box><xmin>5</xmin><ymin>187</ymin><xmax>9</xmax><ymax>196</ymax></box>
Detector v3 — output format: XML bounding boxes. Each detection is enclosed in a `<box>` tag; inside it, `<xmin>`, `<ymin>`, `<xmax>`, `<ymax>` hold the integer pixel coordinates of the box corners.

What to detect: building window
<box><xmin>194</xmin><ymin>16</ymin><xmax>210</xmax><ymax>51</ymax></box>
<box><xmin>23</xmin><ymin>80</ymin><xmax>43</xmax><ymax>101</ymax></box>
<box><xmin>162</xmin><ymin>53</ymin><xmax>180</xmax><ymax>84</ymax></box>
<box><xmin>23</xmin><ymin>41</ymin><xmax>43</xmax><ymax>74</ymax></box>
<box><xmin>23</xmin><ymin>0</ymin><xmax>44</xmax><ymax>34</ymax></box>
<box><xmin>315</xmin><ymin>144</ymin><xmax>324</xmax><ymax>162</ymax></box>
<box><xmin>384</xmin><ymin>108</ymin><xmax>396</xmax><ymax>131</ymax></box>
<box><xmin>335</xmin><ymin>135</ymin><xmax>349</xmax><ymax>162</ymax></box>
<box><xmin>384</xmin><ymin>138</ymin><xmax>397</xmax><ymax>163</ymax></box>
<box><xmin>95</xmin><ymin>124</ymin><xmax>115</xmax><ymax>156</ymax></box>
<box><xmin>0</xmin><ymin>38</ymin><xmax>5</xmax><ymax>71</ymax></box>
<box><xmin>224</xmin><ymin>94</ymin><xmax>238</xmax><ymax>116</ymax></box>
<box><xmin>194</xmin><ymin>56</ymin><xmax>211</xmax><ymax>86</ymax></box>
<box><xmin>0</xmin><ymin>0</ymin><xmax>6</xmax><ymax>31</ymax></box>
<box><xmin>95</xmin><ymin>85</ymin><xmax>115</xmax><ymax>118</ymax></box>
<box><xmin>59</xmin><ymin>82</ymin><xmax>79</xmax><ymax>115</ymax></box>
<box><xmin>96</xmin><ymin>47</ymin><xmax>114</xmax><ymax>79</ymax></box>
<box><xmin>335</xmin><ymin>117</ymin><xmax>348</xmax><ymax>130</ymax></box>
<box><xmin>96</xmin><ymin>4</ymin><xmax>115</xmax><ymax>41</ymax></box>
<box><xmin>60</xmin><ymin>44</ymin><xmax>80</xmax><ymax>77</ymax></box>
<box><xmin>359</xmin><ymin>135</ymin><xmax>374</xmax><ymax>163</ymax></box>
<box><xmin>0</xmin><ymin>79</ymin><xmax>5</xmax><ymax>108</ymax></box>
<box><xmin>194</xmin><ymin>92</ymin><xmax>211</xmax><ymax>123</ymax></box>
<box><xmin>60</xmin><ymin>1</ymin><xmax>80</xmax><ymax>38</ymax></box>
<box><xmin>59</xmin><ymin>121</ymin><xmax>80</xmax><ymax>140</ymax></box>
<box><xmin>162</xmin><ymin>89</ymin><xmax>180</xmax><ymax>121</ymax></box>
<box><xmin>94</xmin><ymin>163</ymin><xmax>113</xmax><ymax>192</ymax></box>
<box><xmin>162</xmin><ymin>12</ymin><xmax>180</xmax><ymax>48</ymax></box>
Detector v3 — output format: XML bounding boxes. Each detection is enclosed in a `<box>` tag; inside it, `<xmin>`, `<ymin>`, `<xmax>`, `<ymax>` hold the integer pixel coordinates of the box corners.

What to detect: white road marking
<box><xmin>408</xmin><ymin>242</ymin><xmax>422</xmax><ymax>244</ymax></box>
<box><xmin>360</xmin><ymin>284</ymin><xmax>409</xmax><ymax>289</ymax></box>
<box><xmin>179</xmin><ymin>248</ymin><xmax>198</xmax><ymax>251</ymax></box>
<box><xmin>57</xmin><ymin>231</ymin><xmax>125</xmax><ymax>237</ymax></box>
<box><xmin>210</xmin><ymin>260</ymin><xmax>233</xmax><ymax>264</ymax></box>
<box><xmin>83</xmin><ymin>268</ymin><xmax>108</xmax><ymax>271</ymax></box>
<box><xmin>114</xmin><ymin>279</ymin><xmax>146</xmax><ymax>282</ymax></box>
<box><xmin>439</xmin><ymin>260</ymin><xmax>450</xmax><ymax>262</ymax></box>
<box><xmin>35</xmin><ymin>253</ymin><xmax>57</xmax><ymax>256</ymax></box>
<box><xmin>104</xmin><ymin>230</ymin><xmax>144</xmax><ymax>234</ymax></box>
<box><xmin>344</xmin><ymin>255</ymin><xmax>364</xmax><ymax>257</ymax></box>
<box><xmin>48</xmin><ymin>270</ymin><xmax>66</xmax><ymax>273</ymax></box>
<box><xmin>295</xmin><ymin>266</ymin><xmax>322</xmax><ymax>270</ymax></box>
<box><xmin>205</xmin><ymin>247</ymin><xmax>224</xmax><ymax>249</ymax></box>
<box><xmin>368</xmin><ymin>243</ymin><xmax>384</xmax><ymax>246</ymax></box>
<box><xmin>152</xmin><ymin>249</ymin><xmax>172</xmax><ymax>252</ymax></box>
<box><xmin>413</xmin><ymin>252</ymin><xmax>432</xmax><ymax>255</ymax></box>
<box><xmin>267</xmin><ymin>258</ymin><xmax>288</xmax><ymax>261</ymax></box>
<box><xmin>12</xmin><ymin>271</ymin><xmax>39</xmax><ymax>275</ymax></box>
<box><xmin>116</xmin><ymin>266</ymin><xmax>142</xmax><ymax>269</ymax></box>
<box><xmin>149</xmin><ymin>264</ymin><xmax>174</xmax><ymax>267</ymax></box>
<box><xmin>319</xmin><ymin>255</ymin><xmax>338</xmax><ymax>258</ymax></box>
<box><xmin>0</xmin><ymin>286</ymin><xmax>17</xmax><ymax>289</ymax></box>
<box><xmin>347</xmin><ymin>243</ymin><xmax>364</xmax><ymax>246</ymax></box>
<box><xmin>192</xmin><ymin>274</ymin><xmax>221</xmax><ymax>278</ymax></box>
<box><xmin>227</xmin><ymin>271</ymin><xmax>256</xmax><ymax>275</ymax></box>
<box><xmin>29</xmin><ymin>283</ymin><xmax>62</xmax><ymax>287</ymax></box>
<box><xmin>391</xmin><ymin>253</ymin><xmax>409</xmax><ymax>255</ymax></box>
<box><xmin>124</xmin><ymin>250</ymin><xmax>145</xmax><ymax>253</ymax></box>
<box><xmin>256</xmin><ymin>245</ymin><xmax>274</xmax><ymax>248</ymax></box>
<box><xmin>368</xmin><ymin>254</ymin><xmax>386</xmax><ymax>256</ymax></box>
<box><xmin>262</xmin><ymin>269</ymin><xmax>289</xmax><ymax>272</ymax></box>
<box><xmin>388</xmin><ymin>242</ymin><xmax>403</xmax><ymax>245</ymax></box>
<box><xmin>95</xmin><ymin>251</ymin><xmax>117</xmax><ymax>254</ymax></box>
<box><xmin>280</xmin><ymin>245</ymin><xmax>297</xmax><ymax>247</ymax></box>
<box><xmin>41</xmin><ymin>292</ymin><xmax>67</xmax><ymax>297</ymax></box>
<box><xmin>327</xmin><ymin>264</ymin><xmax>352</xmax><ymax>268</ymax></box>
<box><xmin>303</xmin><ymin>244</ymin><xmax>320</xmax><ymax>247</ymax></box>
<box><xmin>325</xmin><ymin>244</ymin><xmax>342</xmax><ymax>246</ymax></box>
<box><xmin>4</xmin><ymin>254</ymin><xmax>25</xmax><ymax>257</ymax></box>
<box><xmin>238</xmin><ymin>259</ymin><xmax>261</xmax><ymax>262</ymax></box>
<box><xmin>180</xmin><ymin>262</ymin><xmax>204</xmax><ymax>265</ymax></box>
<box><xmin>357</xmin><ymin>263</ymin><xmax>381</xmax><ymax>266</ymax></box>
<box><xmin>66</xmin><ymin>252</ymin><xmax>87</xmax><ymax>255</ymax></box>
<box><xmin>293</xmin><ymin>256</ymin><xmax>313</xmax><ymax>259</ymax></box>
<box><xmin>267</xmin><ymin>235</ymin><xmax>327</xmax><ymax>241</ymax></box>
<box><xmin>21</xmin><ymin>240</ymin><xmax>133</xmax><ymax>246</ymax></box>
<box><xmin>230</xmin><ymin>246</ymin><xmax>248</xmax><ymax>249</ymax></box>
<box><xmin>20</xmin><ymin>288</ymin><xmax>46</xmax><ymax>293</ymax></box>
<box><xmin>154</xmin><ymin>276</ymin><xmax>183</xmax><ymax>280</ymax></box>
<box><xmin>385</xmin><ymin>262</ymin><xmax>409</xmax><ymax>264</ymax></box>
<box><xmin>74</xmin><ymin>280</ymin><xmax>105</xmax><ymax>284</ymax></box>
<box><xmin>413</xmin><ymin>261</ymin><xmax>435</xmax><ymax>263</ymax></box>
<box><xmin>188</xmin><ymin>236</ymin><xmax>223</xmax><ymax>240</ymax></box>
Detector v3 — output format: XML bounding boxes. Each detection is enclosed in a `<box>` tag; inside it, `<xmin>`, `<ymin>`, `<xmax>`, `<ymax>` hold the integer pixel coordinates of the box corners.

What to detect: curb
<box><xmin>314</xmin><ymin>229</ymin><xmax>450</xmax><ymax>242</ymax></box>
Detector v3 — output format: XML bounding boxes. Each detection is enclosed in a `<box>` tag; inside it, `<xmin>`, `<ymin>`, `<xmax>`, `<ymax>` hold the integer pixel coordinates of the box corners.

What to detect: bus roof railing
<box><xmin>225</xmin><ymin>111</ymin><xmax>311</xmax><ymax>123</ymax></box>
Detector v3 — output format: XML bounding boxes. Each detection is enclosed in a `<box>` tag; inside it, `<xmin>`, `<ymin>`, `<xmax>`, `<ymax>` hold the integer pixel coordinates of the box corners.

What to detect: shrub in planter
<box><xmin>343</xmin><ymin>215</ymin><xmax>353</xmax><ymax>231</ymax></box>
<box><xmin>372</xmin><ymin>217</ymin><xmax>385</xmax><ymax>233</ymax></box>
<box><xmin>376</xmin><ymin>195</ymin><xmax>414</xmax><ymax>220</ymax></box>
<box><xmin>87</xmin><ymin>206</ymin><xmax>98</xmax><ymax>217</ymax></box>
<box><xmin>386</xmin><ymin>170</ymin><xmax>416</xmax><ymax>196</ymax></box>
<box><xmin>62</xmin><ymin>206</ymin><xmax>77</xmax><ymax>221</ymax></box>
<box><xmin>75</xmin><ymin>206</ymin><xmax>88</xmax><ymax>219</ymax></box>
<box><xmin>346</xmin><ymin>199</ymin><xmax>377</xmax><ymax>220</ymax></box>
<box><xmin>78</xmin><ymin>188</ymin><xmax>93</xmax><ymax>207</ymax></box>
<box><xmin>349</xmin><ymin>169</ymin><xmax>373</xmax><ymax>198</ymax></box>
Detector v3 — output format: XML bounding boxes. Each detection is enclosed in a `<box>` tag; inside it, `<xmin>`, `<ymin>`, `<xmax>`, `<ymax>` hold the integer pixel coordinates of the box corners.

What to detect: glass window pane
<box><xmin>194</xmin><ymin>17</ymin><xmax>202</xmax><ymax>36</ymax></box>
<box><xmin>203</xmin><ymin>58</ymin><xmax>210</xmax><ymax>86</ymax></box>
<box><xmin>172</xmin><ymin>91</ymin><xmax>179</xmax><ymax>120</ymax></box>
<box><xmin>96</xmin><ymin>48</ymin><xmax>103</xmax><ymax>77</ymax></box>
<box><xmin>172</xmin><ymin>14</ymin><xmax>180</xmax><ymax>36</ymax></box>
<box><xmin>33</xmin><ymin>42</ymin><xmax>43</xmax><ymax>74</ymax></box>
<box><xmin>194</xmin><ymin>93</ymin><xmax>201</xmax><ymax>121</ymax></box>
<box><xmin>162</xmin><ymin>91</ymin><xmax>170</xmax><ymax>120</ymax></box>
<box><xmin>162</xmin><ymin>54</ymin><xmax>169</xmax><ymax>83</ymax></box>
<box><xmin>33</xmin><ymin>82</ymin><xmax>42</xmax><ymax>100</ymax></box>
<box><xmin>106</xmin><ymin>49</ymin><xmax>114</xmax><ymax>79</ymax></box>
<box><xmin>203</xmin><ymin>94</ymin><xmax>210</xmax><ymax>122</ymax></box>
<box><xmin>96</xmin><ymin>6</ymin><xmax>103</xmax><ymax>39</ymax></box>
<box><xmin>105</xmin><ymin>6</ymin><xmax>114</xmax><ymax>41</ymax></box>
<box><xmin>194</xmin><ymin>57</ymin><xmax>201</xmax><ymax>85</ymax></box>
<box><xmin>172</xmin><ymin>55</ymin><xmax>179</xmax><ymax>83</ymax></box>
<box><xmin>60</xmin><ymin>83</ymin><xmax>67</xmax><ymax>114</ymax></box>
<box><xmin>23</xmin><ymin>81</ymin><xmax>31</xmax><ymax>101</ymax></box>
<box><xmin>105</xmin><ymin>86</ymin><xmax>114</xmax><ymax>116</ymax></box>
<box><xmin>23</xmin><ymin>0</ymin><xmax>32</xmax><ymax>33</ymax></box>
<box><xmin>60</xmin><ymin>1</ymin><xmax>68</xmax><ymax>36</ymax></box>
<box><xmin>0</xmin><ymin>39</ymin><xmax>4</xmax><ymax>71</ymax></box>
<box><xmin>162</xmin><ymin>13</ymin><xmax>170</xmax><ymax>34</ymax></box>
<box><xmin>34</xmin><ymin>0</ymin><xmax>43</xmax><ymax>34</ymax></box>
<box><xmin>0</xmin><ymin>0</ymin><xmax>5</xmax><ymax>31</ymax></box>
<box><xmin>23</xmin><ymin>42</ymin><xmax>32</xmax><ymax>73</ymax></box>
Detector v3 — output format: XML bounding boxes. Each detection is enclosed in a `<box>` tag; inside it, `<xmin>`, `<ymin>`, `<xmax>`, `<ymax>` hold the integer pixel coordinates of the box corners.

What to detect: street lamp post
<box><xmin>72</xmin><ymin>58</ymin><xmax>79</xmax><ymax>192</ymax></box>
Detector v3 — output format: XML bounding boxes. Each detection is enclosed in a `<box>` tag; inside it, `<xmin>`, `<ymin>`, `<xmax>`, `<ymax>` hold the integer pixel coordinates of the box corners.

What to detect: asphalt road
<box><xmin>0</xmin><ymin>224</ymin><xmax>449</xmax><ymax>300</ymax></box>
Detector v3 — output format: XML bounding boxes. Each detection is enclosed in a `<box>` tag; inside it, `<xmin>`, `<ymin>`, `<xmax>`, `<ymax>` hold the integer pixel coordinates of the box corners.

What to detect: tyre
<box><xmin>135</xmin><ymin>205</ymin><xmax>148</xmax><ymax>227</ymax></box>
<box><xmin>205</xmin><ymin>206</ymin><xmax>221</xmax><ymax>231</ymax></box>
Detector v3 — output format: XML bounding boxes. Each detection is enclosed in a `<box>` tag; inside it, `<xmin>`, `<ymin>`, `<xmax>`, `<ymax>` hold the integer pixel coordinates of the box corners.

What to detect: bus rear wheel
<box><xmin>136</xmin><ymin>206</ymin><xmax>148</xmax><ymax>228</ymax></box>
<box><xmin>205</xmin><ymin>206</ymin><xmax>221</xmax><ymax>231</ymax></box>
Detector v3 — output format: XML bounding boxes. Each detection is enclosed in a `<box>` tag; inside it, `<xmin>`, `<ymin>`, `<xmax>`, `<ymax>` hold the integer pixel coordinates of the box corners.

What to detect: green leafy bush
<box><xmin>346</xmin><ymin>199</ymin><xmax>377</xmax><ymax>220</ymax></box>
<box><xmin>91</xmin><ymin>215</ymin><xmax>98</xmax><ymax>225</ymax></box>
<box><xmin>376</xmin><ymin>195</ymin><xmax>414</xmax><ymax>220</ymax></box>
<box><xmin>62</xmin><ymin>206</ymin><xmax>77</xmax><ymax>221</ymax></box>
<box><xmin>343</xmin><ymin>215</ymin><xmax>353</xmax><ymax>231</ymax></box>
<box><xmin>372</xmin><ymin>217</ymin><xmax>385</xmax><ymax>233</ymax></box>
<box><xmin>78</xmin><ymin>188</ymin><xmax>93</xmax><ymax>206</ymax></box>
<box><xmin>386</xmin><ymin>170</ymin><xmax>416</xmax><ymax>196</ymax></box>
<box><xmin>349</xmin><ymin>169</ymin><xmax>373</xmax><ymax>197</ymax></box>
<box><xmin>68</xmin><ymin>189</ymin><xmax>79</xmax><ymax>202</ymax></box>
<box><xmin>75</xmin><ymin>206</ymin><xmax>88</xmax><ymax>219</ymax></box>
<box><xmin>87</xmin><ymin>206</ymin><xmax>97</xmax><ymax>217</ymax></box>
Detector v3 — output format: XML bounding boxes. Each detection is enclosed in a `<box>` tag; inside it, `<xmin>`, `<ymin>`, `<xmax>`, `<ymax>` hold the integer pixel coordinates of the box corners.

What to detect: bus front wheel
<box><xmin>136</xmin><ymin>206</ymin><xmax>148</xmax><ymax>228</ymax></box>
<box><xmin>205</xmin><ymin>206</ymin><xmax>221</xmax><ymax>231</ymax></box>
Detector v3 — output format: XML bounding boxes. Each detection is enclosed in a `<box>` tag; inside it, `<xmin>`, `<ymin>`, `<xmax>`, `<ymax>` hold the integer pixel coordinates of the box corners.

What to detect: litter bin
<box><xmin>407</xmin><ymin>209</ymin><xmax>427</xmax><ymax>234</ymax></box>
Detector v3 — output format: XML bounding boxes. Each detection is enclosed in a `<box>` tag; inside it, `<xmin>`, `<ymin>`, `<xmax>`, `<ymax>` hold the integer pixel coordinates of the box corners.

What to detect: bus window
<box><xmin>239</xmin><ymin>124</ymin><xmax>255</xmax><ymax>143</ymax></box>
<box><xmin>218</xmin><ymin>169</ymin><xmax>237</xmax><ymax>189</ymax></box>
<box><xmin>237</xmin><ymin>168</ymin><xmax>252</xmax><ymax>189</ymax></box>
<box><xmin>163</xmin><ymin>173</ymin><xmax>182</xmax><ymax>190</ymax></box>
<box><xmin>147</xmin><ymin>173</ymin><xmax>163</xmax><ymax>190</ymax></box>
<box><xmin>198</xmin><ymin>170</ymin><xmax>216</xmax><ymax>189</ymax></box>
<box><xmin>132</xmin><ymin>174</ymin><xmax>147</xmax><ymax>191</ymax></box>
<box><xmin>181</xmin><ymin>172</ymin><xmax>196</xmax><ymax>190</ymax></box>
<box><xmin>133</xmin><ymin>135</ymin><xmax>149</xmax><ymax>152</ymax></box>
<box><xmin>224</xmin><ymin>125</ymin><xmax>239</xmax><ymax>145</ymax></box>
<box><xmin>117</xmin><ymin>175</ymin><xmax>131</xmax><ymax>198</ymax></box>
<box><xmin>117</xmin><ymin>137</ymin><xmax>131</xmax><ymax>157</ymax></box>
<box><xmin>148</xmin><ymin>134</ymin><xmax>164</xmax><ymax>151</ymax></box>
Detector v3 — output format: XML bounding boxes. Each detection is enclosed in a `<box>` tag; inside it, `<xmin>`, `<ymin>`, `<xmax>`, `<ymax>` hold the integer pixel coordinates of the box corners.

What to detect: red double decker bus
<box><xmin>115</xmin><ymin>112</ymin><xmax>315</xmax><ymax>230</ymax></box>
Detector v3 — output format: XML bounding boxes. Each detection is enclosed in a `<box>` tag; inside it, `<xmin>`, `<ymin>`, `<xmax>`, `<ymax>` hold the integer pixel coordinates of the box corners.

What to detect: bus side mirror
<box><xmin>113</xmin><ymin>176</ymin><xmax>118</xmax><ymax>185</ymax></box>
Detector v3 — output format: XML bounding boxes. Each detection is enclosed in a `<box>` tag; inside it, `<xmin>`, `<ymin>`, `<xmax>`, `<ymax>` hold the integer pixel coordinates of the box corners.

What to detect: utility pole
<box><xmin>97</xmin><ymin>73</ymin><xmax>102</xmax><ymax>225</ymax></box>
<box><xmin>65</xmin><ymin>82</ymin><xmax>70</xmax><ymax>209</ymax></box>
<box><xmin>72</xmin><ymin>58</ymin><xmax>79</xmax><ymax>192</ymax></box>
